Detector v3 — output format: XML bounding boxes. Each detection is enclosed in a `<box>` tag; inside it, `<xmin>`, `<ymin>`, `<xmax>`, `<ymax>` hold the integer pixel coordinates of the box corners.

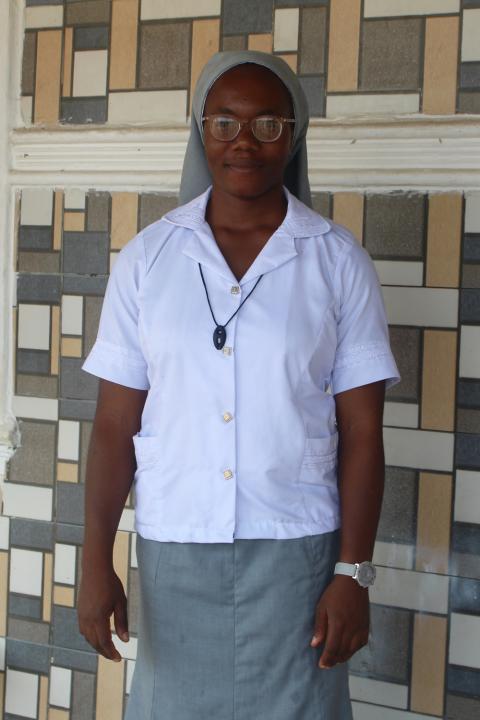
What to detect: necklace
<box><xmin>198</xmin><ymin>263</ymin><xmax>264</xmax><ymax>349</ymax></box>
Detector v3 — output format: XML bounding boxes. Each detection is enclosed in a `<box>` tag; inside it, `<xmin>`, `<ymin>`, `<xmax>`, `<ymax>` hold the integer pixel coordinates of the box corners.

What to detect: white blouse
<box><xmin>82</xmin><ymin>185</ymin><xmax>401</xmax><ymax>543</ymax></box>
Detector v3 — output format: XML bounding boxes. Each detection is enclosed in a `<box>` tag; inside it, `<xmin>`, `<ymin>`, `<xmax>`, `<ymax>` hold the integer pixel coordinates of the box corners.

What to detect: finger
<box><xmin>113</xmin><ymin>596</ymin><xmax>129</xmax><ymax>642</ymax></box>
<box><xmin>310</xmin><ymin>606</ymin><xmax>328</xmax><ymax>647</ymax></box>
<box><xmin>96</xmin><ymin>619</ymin><xmax>122</xmax><ymax>662</ymax></box>
<box><xmin>319</xmin><ymin>622</ymin><xmax>343</xmax><ymax>669</ymax></box>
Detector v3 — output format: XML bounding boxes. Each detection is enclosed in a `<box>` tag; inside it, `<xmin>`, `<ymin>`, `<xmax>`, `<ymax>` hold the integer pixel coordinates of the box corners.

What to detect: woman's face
<box><xmin>202</xmin><ymin>64</ymin><xmax>295</xmax><ymax>201</ymax></box>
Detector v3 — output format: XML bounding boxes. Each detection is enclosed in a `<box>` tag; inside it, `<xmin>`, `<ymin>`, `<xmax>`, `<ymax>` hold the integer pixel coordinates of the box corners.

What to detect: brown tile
<box><xmin>39</xmin><ymin>675</ymin><xmax>48</xmax><ymax>720</ymax></box>
<box><xmin>57</xmin><ymin>462</ymin><xmax>79</xmax><ymax>483</ymax></box>
<box><xmin>111</xmin><ymin>193</ymin><xmax>138</xmax><ymax>250</ymax></box>
<box><xmin>139</xmin><ymin>22</ymin><xmax>190</xmax><ymax>90</ymax></box>
<box><xmin>43</xmin><ymin>551</ymin><xmax>53</xmax><ymax>622</ymax></box>
<box><xmin>96</xmin><ymin>656</ymin><xmax>125</xmax><ymax>719</ymax></box>
<box><xmin>51</xmin><ymin>305</ymin><xmax>60</xmax><ymax>375</ymax></box>
<box><xmin>426</xmin><ymin>194</ymin><xmax>462</xmax><ymax>288</ymax></box>
<box><xmin>222</xmin><ymin>35</ymin><xmax>246</xmax><ymax>51</ymax></box>
<box><xmin>410</xmin><ymin>613</ymin><xmax>447</xmax><ymax>715</ymax></box>
<box><xmin>360</xmin><ymin>18</ymin><xmax>422</xmax><ymax>92</ymax></box>
<box><xmin>22</xmin><ymin>31</ymin><xmax>36</xmax><ymax>96</ymax></box>
<box><xmin>61</xmin><ymin>337</ymin><xmax>83</xmax><ymax>357</ymax></box>
<box><xmin>49</xmin><ymin>710</ymin><xmax>70</xmax><ymax>720</ymax></box>
<box><xmin>327</xmin><ymin>0</ymin><xmax>361</xmax><ymax>92</ymax></box>
<box><xmin>34</xmin><ymin>30</ymin><xmax>62</xmax><ymax>124</ymax></box>
<box><xmin>54</xmin><ymin>585</ymin><xmax>75</xmax><ymax>607</ymax></box>
<box><xmin>333</xmin><ymin>193</ymin><xmax>364</xmax><ymax>244</ymax></box>
<box><xmin>62</xmin><ymin>27</ymin><xmax>73</xmax><ymax>97</ymax></box>
<box><xmin>416</xmin><ymin>472</ymin><xmax>452</xmax><ymax>575</ymax></box>
<box><xmin>53</xmin><ymin>190</ymin><xmax>63</xmax><ymax>251</ymax></box>
<box><xmin>190</xmin><ymin>19</ymin><xmax>221</xmax><ymax>115</ymax></box>
<box><xmin>110</xmin><ymin>0</ymin><xmax>139</xmax><ymax>90</ymax></box>
<box><xmin>299</xmin><ymin>7</ymin><xmax>326</xmax><ymax>75</ymax></box>
<box><xmin>423</xmin><ymin>16</ymin><xmax>459</xmax><ymax>115</ymax></box>
<box><xmin>65</xmin><ymin>0</ymin><xmax>110</xmax><ymax>25</ymax></box>
<box><xmin>0</xmin><ymin>551</ymin><xmax>7</xmax><ymax>635</ymax></box>
<box><xmin>278</xmin><ymin>54</ymin><xmax>297</xmax><ymax>73</ymax></box>
<box><xmin>64</xmin><ymin>211</ymin><xmax>85</xmax><ymax>232</ymax></box>
<box><xmin>18</xmin><ymin>251</ymin><xmax>60</xmax><ymax>273</ymax></box>
<box><xmin>247</xmin><ymin>33</ymin><xmax>272</xmax><ymax>52</ymax></box>
<box><xmin>421</xmin><ymin>330</ymin><xmax>457</xmax><ymax>431</ymax></box>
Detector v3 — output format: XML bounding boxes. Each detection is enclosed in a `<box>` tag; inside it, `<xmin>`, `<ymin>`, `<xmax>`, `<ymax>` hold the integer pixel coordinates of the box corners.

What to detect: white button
<box><xmin>223</xmin><ymin>469</ymin><xmax>234</xmax><ymax>480</ymax></box>
<box><xmin>223</xmin><ymin>412</ymin><xmax>233</xmax><ymax>422</ymax></box>
<box><xmin>230</xmin><ymin>285</ymin><xmax>240</xmax><ymax>295</ymax></box>
<box><xmin>222</xmin><ymin>346</ymin><xmax>233</xmax><ymax>355</ymax></box>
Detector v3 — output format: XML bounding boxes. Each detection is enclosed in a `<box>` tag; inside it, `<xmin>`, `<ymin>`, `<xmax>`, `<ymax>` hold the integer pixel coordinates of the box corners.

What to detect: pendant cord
<box><xmin>198</xmin><ymin>263</ymin><xmax>264</xmax><ymax>328</ymax></box>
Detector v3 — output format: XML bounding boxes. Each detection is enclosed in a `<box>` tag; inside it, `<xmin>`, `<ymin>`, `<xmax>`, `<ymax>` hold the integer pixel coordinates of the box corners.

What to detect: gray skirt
<box><xmin>124</xmin><ymin>529</ymin><xmax>353</xmax><ymax>720</ymax></box>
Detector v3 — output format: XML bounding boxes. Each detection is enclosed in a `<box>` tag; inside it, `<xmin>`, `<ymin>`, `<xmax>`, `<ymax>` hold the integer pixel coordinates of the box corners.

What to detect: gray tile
<box><xmin>347</xmin><ymin>604</ymin><xmax>410</xmax><ymax>682</ymax></box>
<box><xmin>74</xmin><ymin>25</ymin><xmax>109</xmax><ymax>50</ymax></box>
<box><xmin>450</xmin><ymin>552</ymin><xmax>480</xmax><ymax>580</ymax></box>
<box><xmin>17</xmin><ymin>273</ymin><xmax>61</xmax><ymax>302</ymax></box>
<box><xmin>18</xmin><ymin>226</ymin><xmax>52</xmax><ymax>250</ymax></box>
<box><xmin>452</xmin><ymin>522</ymin><xmax>480</xmax><ymax>556</ymax></box>
<box><xmin>17</xmin><ymin>350</ymin><xmax>50</xmax><ymax>375</ymax></box>
<box><xmin>16</xmin><ymin>374</ymin><xmax>58</xmax><ymax>399</ymax></box>
<box><xmin>56</xmin><ymin>482</ymin><xmax>85</xmax><ymax>525</ymax></box>
<box><xmin>8</xmin><ymin>420</ymin><xmax>56</xmax><ymax>486</ymax></box>
<box><xmin>63</xmin><ymin>275</ymin><xmax>108</xmax><ymax>294</ymax></box>
<box><xmin>455</xmin><ymin>433</ymin><xmax>480</xmax><ymax>469</ymax></box>
<box><xmin>221</xmin><ymin>35</ymin><xmax>247</xmax><ymax>51</ymax></box>
<box><xmin>139</xmin><ymin>22</ymin><xmax>190</xmax><ymax>90</ymax></box>
<box><xmin>299</xmin><ymin>7</ymin><xmax>326</xmax><ymax>75</ymax></box>
<box><xmin>87</xmin><ymin>191</ymin><xmax>109</xmax><ymax>232</ymax></box>
<box><xmin>51</xmin><ymin>646</ymin><xmax>98</xmax><ymax>673</ymax></box>
<box><xmin>299</xmin><ymin>75</ymin><xmax>325</xmax><ymax>116</ymax></box>
<box><xmin>128</xmin><ymin>568</ymin><xmax>139</xmax><ymax>635</ymax></box>
<box><xmin>61</xmin><ymin>358</ymin><xmax>99</xmax><ymax>401</ymax></box>
<box><xmin>447</xmin><ymin>666</ymin><xmax>480</xmax><ymax>698</ymax></box>
<box><xmin>461</xmin><ymin>62</ymin><xmax>480</xmax><ymax>89</ymax></box>
<box><xmin>72</xmin><ymin>671</ymin><xmax>96</xmax><ymax>720</ymax></box>
<box><xmin>457</xmin><ymin>408</ymin><xmax>480</xmax><ymax>434</ymax></box>
<box><xmin>59</xmin><ymin>398</ymin><xmax>97</xmax><ymax>421</ymax></box>
<box><xmin>55</xmin><ymin>522</ymin><xmax>84</xmax><ymax>545</ymax></box>
<box><xmin>377</xmin><ymin>467</ymin><xmax>416</xmax><ymax>544</ymax></box>
<box><xmin>458</xmin><ymin>91</ymin><xmax>480</xmax><ymax>114</ymax></box>
<box><xmin>446</xmin><ymin>693</ymin><xmax>480</xmax><ymax>719</ymax></box>
<box><xmin>365</xmin><ymin>194</ymin><xmax>425</xmax><ymax>259</ymax></box>
<box><xmin>275</xmin><ymin>0</ymin><xmax>328</xmax><ymax>5</ymax></box>
<box><xmin>460</xmin><ymin>289</ymin><xmax>480</xmax><ymax>322</ymax></box>
<box><xmin>223</xmin><ymin>0</ymin><xmax>273</xmax><ymax>35</ymax></box>
<box><xmin>65</xmin><ymin>0</ymin><xmax>110</xmax><ymax>25</ymax></box>
<box><xmin>27</xmin><ymin>0</ymin><xmax>63</xmax><ymax>4</ymax></box>
<box><xmin>53</xmin><ymin>606</ymin><xmax>93</xmax><ymax>652</ymax></box>
<box><xmin>464</xmin><ymin>235</ymin><xmax>480</xmax><ymax>262</ymax></box>
<box><xmin>462</xmin><ymin>263</ymin><xmax>480</xmax><ymax>288</ymax></box>
<box><xmin>63</xmin><ymin>232</ymin><xmax>109</xmax><ymax>275</ymax></box>
<box><xmin>360</xmin><ymin>19</ymin><xmax>422</xmax><ymax>92</ymax></box>
<box><xmin>386</xmin><ymin>327</ymin><xmax>420</xmax><ymax>401</ymax></box>
<box><xmin>9</xmin><ymin>594</ymin><xmax>42</xmax><ymax>620</ymax></box>
<box><xmin>463</xmin><ymin>0</ymin><xmax>480</xmax><ymax>6</ymax></box>
<box><xmin>6</xmin><ymin>639</ymin><xmax>50</xmax><ymax>673</ymax></box>
<box><xmin>80</xmin><ymin>421</ymin><xmax>93</xmax><ymax>484</ymax></box>
<box><xmin>84</xmin><ymin>296</ymin><xmax>102</xmax><ymax>356</ymax></box>
<box><xmin>8</xmin><ymin>617</ymin><xmax>50</xmax><ymax>644</ymax></box>
<box><xmin>458</xmin><ymin>380</ymin><xmax>480</xmax><ymax>408</ymax></box>
<box><xmin>139</xmin><ymin>194</ymin><xmax>177</xmax><ymax>231</ymax></box>
<box><xmin>10</xmin><ymin>518</ymin><xmax>54</xmax><ymax>551</ymax></box>
<box><xmin>60</xmin><ymin>98</ymin><xmax>107</xmax><ymax>124</ymax></box>
<box><xmin>22</xmin><ymin>32</ymin><xmax>36</xmax><ymax>96</ymax></box>
<box><xmin>450</xmin><ymin>576</ymin><xmax>480</xmax><ymax>614</ymax></box>
<box><xmin>18</xmin><ymin>251</ymin><xmax>60</xmax><ymax>273</ymax></box>
<box><xmin>311</xmin><ymin>193</ymin><xmax>331</xmax><ymax>218</ymax></box>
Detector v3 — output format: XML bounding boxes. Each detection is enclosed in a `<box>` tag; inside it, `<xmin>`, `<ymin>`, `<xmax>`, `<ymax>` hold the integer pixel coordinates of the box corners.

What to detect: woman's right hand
<box><xmin>77</xmin><ymin>566</ymin><xmax>129</xmax><ymax>662</ymax></box>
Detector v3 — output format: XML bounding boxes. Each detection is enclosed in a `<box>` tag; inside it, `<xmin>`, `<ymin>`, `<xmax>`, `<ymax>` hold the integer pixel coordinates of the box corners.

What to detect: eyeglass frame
<box><xmin>201</xmin><ymin>114</ymin><xmax>296</xmax><ymax>143</ymax></box>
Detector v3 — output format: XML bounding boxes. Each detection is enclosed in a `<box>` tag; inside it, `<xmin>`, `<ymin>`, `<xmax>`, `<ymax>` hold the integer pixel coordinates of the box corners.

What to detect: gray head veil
<box><xmin>178</xmin><ymin>50</ymin><xmax>312</xmax><ymax>208</ymax></box>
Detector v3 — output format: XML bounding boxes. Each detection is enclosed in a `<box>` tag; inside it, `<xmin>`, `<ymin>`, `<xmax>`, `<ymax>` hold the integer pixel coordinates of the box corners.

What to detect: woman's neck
<box><xmin>206</xmin><ymin>183</ymin><xmax>288</xmax><ymax>232</ymax></box>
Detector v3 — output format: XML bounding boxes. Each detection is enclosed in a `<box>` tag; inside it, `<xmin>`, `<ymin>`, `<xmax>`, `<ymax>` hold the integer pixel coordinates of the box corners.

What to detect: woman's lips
<box><xmin>226</xmin><ymin>163</ymin><xmax>262</xmax><ymax>173</ymax></box>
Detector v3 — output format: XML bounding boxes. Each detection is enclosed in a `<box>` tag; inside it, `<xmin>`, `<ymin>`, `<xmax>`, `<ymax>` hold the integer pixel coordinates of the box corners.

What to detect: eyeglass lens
<box><xmin>209</xmin><ymin>116</ymin><xmax>283</xmax><ymax>142</ymax></box>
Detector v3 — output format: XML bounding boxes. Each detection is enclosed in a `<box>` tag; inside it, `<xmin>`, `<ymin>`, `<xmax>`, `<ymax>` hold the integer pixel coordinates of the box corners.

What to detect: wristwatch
<box><xmin>334</xmin><ymin>561</ymin><xmax>376</xmax><ymax>588</ymax></box>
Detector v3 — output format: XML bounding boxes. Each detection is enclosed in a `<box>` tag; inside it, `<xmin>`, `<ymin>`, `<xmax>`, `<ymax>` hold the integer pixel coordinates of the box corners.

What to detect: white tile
<box><xmin>349</xmin><ymin>675</ymin><xmax>408</xmax><ymax>709</ymax></box>
<box><xmin>5</xmin><ymin>668</ymin><xmax>39</xmax><ymax>718</ymax></box>
<box><xmin>373</xmin><ymin>541</ymin><xmax>414</xmax><ymax>570</ymax></box>
<box><xmin>64</xmin><ymin>189</ymin><xmax>86</xmax><ymax>210</ymax></box>
<box><xmin>131</xmin><ymin>533</ymin><xmax>138</xmax><ymax>568</ymax></box>
<box><xmin>449</xmin><ymin>613</ymin><xmax>480</xmax><ymax>670</ymax></box>
<box><xmin>126</xmin><ymin>659</ymin><xmax>135</xmax><ymax>694</ymax></box>
<box><xmin>57</xmin><ymin>420</ymin><xmax>80</xmax><ymax>462</ymax></box>
<box><xmin>25</xmin><ymin>5</ymin><xmax>63</xmax><ymax>28</ymax></box>
<box><xmin>454</xmin><ymin>470</ymin><xmax>480</xmax><ymax>524</ymax></box>
<box><xmin>113</xmin><ymin>634</ymin><xmax>138</xmax><ymax>660</ymax></box>
<box><xmin>364</xmin><ymin>0</ymin><xmax>459</xmax><ymax>17</ymax></box>
<box><xmin>273</xmin><ymin>9</ymin><xmax>299</xmax><ymax>52</ymax></box>
<box><xmin>108</xmin><ymin>90</ymin><xmax>187</xmax><ymax>124</ymax></box>
<box><xmin>0</xmin><ymin>515</ymin><xmax>10</xmax><ymax>550</ymax></box>
<box><xmin>370</xmin><ymin>566</ymin><xmax>449</xmax><ymax>614</ymax></box>
<box><xmin>462</xmin><ymin>9</ymin><xmax>480</xmax><ymax>62</ymax></box>
<box><xmin>465</xmin><ymin>192</ymin><xmax>480</xmax><ymax>233</ymax></box>
<box><xmin>61</xmin><ymin>295</ymin><xmax>83</xmax><ymax>336</ymax></box>
<box><xmin>54</xmin><ymin>543</ymin><xmax>76</xmax><ymax>585</ymax></box>
<box><xmin>326</xmin><ymin>94</ymin><xmax>420</xmax><ymax>118</ymax></box>
<box><xmin>18</xmin><ymin>303</ymin><xmax>51</xmax><ymax>351</ymax></box>
<box><xmin>0</xmin><ymin>636</ymin><xmax>5</xmax><ymax>671</ymax></box>
<box><xmin>374</xmin><ymin>261</ymin><xmax>423</xmax><ymax>287</ymax></box>
<box><xmin>49</xmin><ymin>666</ymin><xmax>72</xmax><ymax>708</ymax></box>
<box><xmin>21</xmin><ymin>96</ymin><xmax>33</xmax><ymax>125</ymax></box>
<box><xmin>384</xmin><ymin>402</ymin><xmax>418</xmax><ymax>428</ymax></box>
<box><xmin>119</xmin><ymin>508</ymin><xmax>135</xmax><ymax>532</ymax></box>
<box><xmin>10</xmin><ymin>548</ymin><xmax>43</xmax><ymax>596</ymax></box>
<box><xmin>384</xmin><ymin>427</ymin><xmax>454</xmax><ymax>472</ymax></box>
<box><xmin>2</xmin><ymin>483</ymin><xmax>53</xmax><ymax>522</ymax></box>
<box><xmin>141</xmin><ymin>0</ymin><xmax>221</xmax><ymax>19</ymax></box>
<box><xmin>13</xmin><ymin>395</ymin><xmax>58</xmax><ymax>421</ymax></box>
<box><xmin>73</xmin><ymin>50</ymin><xmax>108</xmax><ymax>97</ymax></box>
<box><xmin>352</xmin><ymin>702</ymin><xmax>434</xmax><ymax>720</ymax></box>
<box><xmin>382</xmin><ymin>287</ymin><xmax>458</xmax><ymax>327</ymax></box>
<box><xmin>20</xmin><ymin>188</ymin><xmax>53</xmax><ymax>226</ymax></box>
<box><xmin>459</xmin><ymin>325</ymin><xmax>480</xmax><ymax>378</ymax></box>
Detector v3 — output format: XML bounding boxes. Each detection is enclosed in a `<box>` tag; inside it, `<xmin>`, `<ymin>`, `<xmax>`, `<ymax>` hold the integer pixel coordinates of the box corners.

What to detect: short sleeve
<box><xmin>331</xmin><ymin>239</ymin><xmax>401</xmax><ymax>396</ymax></box>
<box><xmin>81</xmin><ymin>232</ymin><xmax>149</xmax><ymax>390</ymax></box>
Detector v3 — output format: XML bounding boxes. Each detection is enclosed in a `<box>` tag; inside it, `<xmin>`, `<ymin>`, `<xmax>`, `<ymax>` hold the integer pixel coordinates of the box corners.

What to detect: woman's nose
<box><xmin>233</xmin><ymin>120</ymin><xmax>260</xmax><ymax>147</ymax></box>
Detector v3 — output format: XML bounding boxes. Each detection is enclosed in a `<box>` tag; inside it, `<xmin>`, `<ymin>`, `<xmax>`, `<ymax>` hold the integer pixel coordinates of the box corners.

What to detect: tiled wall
<box><xmin>1</xmin><ymin>187</ymin><xmax>479</xmax><ymax>719</ymax></box>
<box><xmin>20</xmin><ymin>0</ymin><xmax>480</xmax><ymax>125</ymax></box>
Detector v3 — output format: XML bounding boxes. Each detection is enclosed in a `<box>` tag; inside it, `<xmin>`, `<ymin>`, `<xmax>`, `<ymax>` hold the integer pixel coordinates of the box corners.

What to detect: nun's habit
<box><xmin>124</xmin><ymin>51</ymin><xmax>353</xmax><ymax>720</ymax></box>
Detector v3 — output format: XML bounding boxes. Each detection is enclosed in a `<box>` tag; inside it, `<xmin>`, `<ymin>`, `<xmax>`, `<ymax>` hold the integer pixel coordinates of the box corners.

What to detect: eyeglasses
<box><xmin>202</xmin><ymin>114</ymin><xmax>295</xmax><ymax>143</ymax></box>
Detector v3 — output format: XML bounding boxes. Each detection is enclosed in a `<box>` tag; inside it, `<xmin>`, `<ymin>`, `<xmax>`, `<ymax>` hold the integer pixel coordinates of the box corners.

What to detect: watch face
<box><xmin>357</xmin><ymin>562</ymin><xmax>376</xmax><ymax>587</ymax></box>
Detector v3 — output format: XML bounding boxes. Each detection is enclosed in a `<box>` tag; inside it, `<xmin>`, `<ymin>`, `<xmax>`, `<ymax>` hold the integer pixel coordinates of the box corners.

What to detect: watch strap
<box><xmin>334</xmin><ymin>562</ymin><xmax>357</xmax><ymax>577</ymax></box>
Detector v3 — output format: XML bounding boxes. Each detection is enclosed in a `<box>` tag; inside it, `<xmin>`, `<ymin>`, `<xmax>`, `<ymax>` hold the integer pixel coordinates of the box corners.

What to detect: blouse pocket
<box><xmin>298</xmin><ymin>432</ymin><xmax>338</xmax><ymax>486</ymax></box>
<box><xmin>132</xmin><ymin>433</ymin><xmax>161</xmax><ymax>469</ymax></box>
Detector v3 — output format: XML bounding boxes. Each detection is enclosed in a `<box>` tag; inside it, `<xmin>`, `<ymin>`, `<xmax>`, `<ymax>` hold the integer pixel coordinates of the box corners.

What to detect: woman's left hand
<box><xmin>310</xmin><ymin>574</ymin><xmax>370</xmax><ymax>668</ymax></box>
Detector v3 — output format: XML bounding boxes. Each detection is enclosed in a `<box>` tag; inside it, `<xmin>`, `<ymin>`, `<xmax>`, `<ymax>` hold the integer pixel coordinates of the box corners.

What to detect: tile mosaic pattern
<box><xmin>2</xmin><ymin>188</ymin><xmax>479</xmax><ymax>718</ymax></box>
<box><xmin>19</xmin><ymin>0</ymin><xmax>479</xmax><ymax>125</ymax></box>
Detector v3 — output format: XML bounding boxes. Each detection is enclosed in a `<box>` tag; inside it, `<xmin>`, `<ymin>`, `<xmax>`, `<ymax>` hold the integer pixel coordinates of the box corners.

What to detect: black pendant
<box><xmin>213</xmin><ymin>325</ymin><xmax>227</xmax><ymax>350</ymax></box>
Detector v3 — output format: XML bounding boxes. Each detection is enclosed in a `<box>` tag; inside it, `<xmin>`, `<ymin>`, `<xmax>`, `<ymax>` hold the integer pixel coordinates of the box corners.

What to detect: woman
<box><xmin>79</xmin><ymin>51</ymin><xmax>400</xmax><ymax>720</ymax></box>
